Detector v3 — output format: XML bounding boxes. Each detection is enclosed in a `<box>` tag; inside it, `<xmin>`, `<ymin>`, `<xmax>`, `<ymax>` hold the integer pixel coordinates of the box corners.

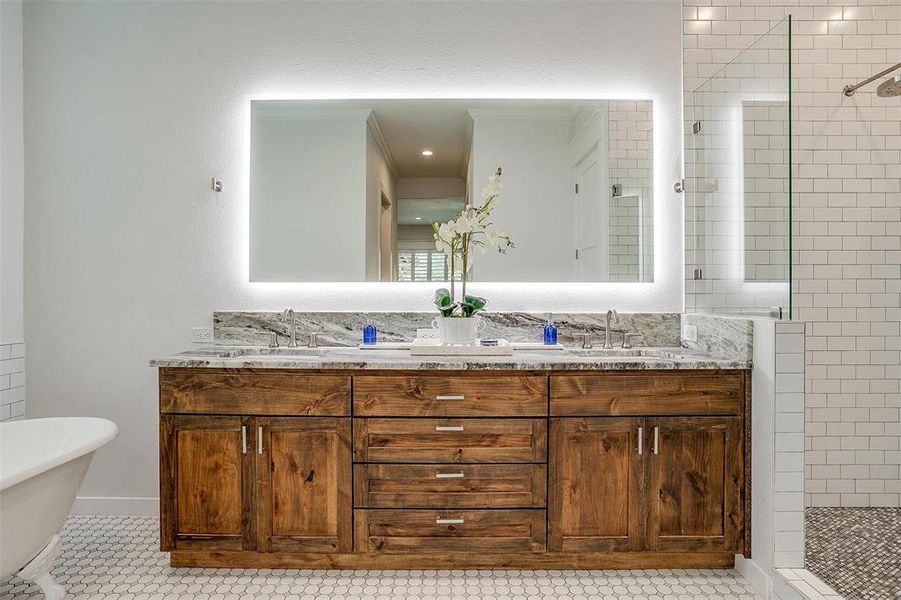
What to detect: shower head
<box><xmin>843</xmin><ymin>62</ymin><xmax>901</xmax><ymax>97</ymax></box>
<box><xmin>877</xmin><ymin>74</ymin><xmax>901</xmax><ymax>98</ymax></box>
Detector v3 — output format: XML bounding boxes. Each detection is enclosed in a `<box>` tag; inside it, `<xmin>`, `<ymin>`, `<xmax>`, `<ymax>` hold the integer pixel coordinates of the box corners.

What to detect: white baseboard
<box><xmin>735</xmin><ymin>555</ymin><xmax>773</xmax><ymax>599</ymax></box>
<box><xmin>73</xmin><ymin>496</ymin><xmax>159</xmax><ymax>516</ymax></box>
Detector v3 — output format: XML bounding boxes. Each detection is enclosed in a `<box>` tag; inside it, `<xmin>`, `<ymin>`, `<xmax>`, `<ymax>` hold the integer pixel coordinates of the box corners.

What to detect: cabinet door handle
<box><xmin>435</xmin><ymin>472</ymin><xmax>465</xmax><ymax>479</ymax></box>
<box><xmin>241</xmin><ymin>425</ymin><xmax>247</xmax><ymax>454</ymax></box>
<box><xmin>435</xmin><ymin>425</ymin><xmax>464</xmax><ymax>432</ymax></box>
<box><xmin>258</xmin><ymin>426</ymin><xmax>264</xmax><ymax>454</ymax></box>
<box><xmin>436</xmin><ymin>394</ymin><xmax>465</xmax><ymax>401</ymax></box>
<box><xmin>637</xmin><ymin>426</ymin><xmax>643</xmax><ymax>455</ymax></box>
<box><xmin>653</xmin><ymin>426</ymin><xmax>659</xmax><ymax>455</ymax></box>
<box><xmin>436</xmin><ymin>517</ymin><xmax>464</xmax><ymax>524</ymax></box>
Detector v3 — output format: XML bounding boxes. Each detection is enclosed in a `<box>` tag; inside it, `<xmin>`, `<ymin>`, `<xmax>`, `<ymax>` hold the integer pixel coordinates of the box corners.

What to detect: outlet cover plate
<box><xmin>192</xmin><ymin>327</ymin><xmax>213</xmax><ymax>343</ymax></box>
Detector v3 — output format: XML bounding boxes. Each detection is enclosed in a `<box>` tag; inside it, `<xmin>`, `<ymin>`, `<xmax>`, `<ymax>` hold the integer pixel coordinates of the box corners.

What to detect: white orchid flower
<box><xmin>436</xmin><ymin>222</ymin><xmax>455</xmax><ymax>242</ymax></box>
<box><xmin>453</xmin><ymin>213</ymin><xmax>476</xmax><ymax>235</ymax></box>
<box><xmin>432</xmin><ymin>166</ymin><xmax>510</xmax><ymax>308</ymax></box>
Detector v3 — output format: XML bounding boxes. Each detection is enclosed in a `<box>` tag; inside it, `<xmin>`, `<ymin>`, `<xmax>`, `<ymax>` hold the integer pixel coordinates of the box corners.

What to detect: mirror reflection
<box><xmin>250</xmin><ymin>99</ymin><xmax>654</xmax><ymax>282</ymax></box>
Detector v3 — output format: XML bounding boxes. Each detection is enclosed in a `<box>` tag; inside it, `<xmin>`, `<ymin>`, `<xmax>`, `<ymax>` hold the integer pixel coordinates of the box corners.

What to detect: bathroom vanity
<box><xmin>154</xmin><ymin>348</ymin><xmax>750</xmax><ymax>569</ymax></box>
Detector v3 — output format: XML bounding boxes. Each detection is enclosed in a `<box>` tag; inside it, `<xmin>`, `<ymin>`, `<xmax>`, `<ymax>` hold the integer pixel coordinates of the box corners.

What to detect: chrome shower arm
<box><xmin>843</xmin><ymin>62</ymin><xmax>901</xmax><ymax>97</ymax></box>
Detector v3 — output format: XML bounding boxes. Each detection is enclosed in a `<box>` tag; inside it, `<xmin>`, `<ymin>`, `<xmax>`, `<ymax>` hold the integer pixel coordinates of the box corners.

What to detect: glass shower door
<box><xmin>685</xmin><ymin>16</ymin><xmax>793</xmax><ymax>318</ymax></box>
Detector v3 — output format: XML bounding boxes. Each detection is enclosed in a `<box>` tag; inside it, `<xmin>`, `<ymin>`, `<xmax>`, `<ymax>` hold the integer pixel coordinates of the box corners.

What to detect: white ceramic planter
<box><xmin>432</xmin><ymin>316</ymin><xmax>486</xmax><ymax>345</ymax></box>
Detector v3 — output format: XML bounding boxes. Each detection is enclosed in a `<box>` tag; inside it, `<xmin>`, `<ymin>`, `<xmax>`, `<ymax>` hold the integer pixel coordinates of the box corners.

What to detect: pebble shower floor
<box><xmin>0</xmin><ymin>515</ymin><xmax>761</xmax><ymax>600</ymax></box>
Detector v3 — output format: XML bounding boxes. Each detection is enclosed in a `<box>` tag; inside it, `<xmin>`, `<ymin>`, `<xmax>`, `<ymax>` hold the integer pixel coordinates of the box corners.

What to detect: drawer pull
<box><xmin>241</xmin><ymin>425</ymin><xmax>247</xmax><ymax>454</ymax></box>
<box><xmin>435</xmin><ymin>425</ymin><xmax>464</xmax><ymax>432</ymax></box>
<box><xmin>436</xmin><ymin>394</ymin><xmax>465</xmax><ymax>401</ymax></box>
<box><xmin>637</xmin><ymin>426</ymin><xmax>643</xmax><ymax>455</ymax></box>
<box><xmin>436</xmin><ymin>517</ymin><xmax>464</xmax><ymax>524</ymax></box>
<box><xmin>435</xmin><ymin>471</ymin><xmax>465</xmax><ymax>479</ymax></box>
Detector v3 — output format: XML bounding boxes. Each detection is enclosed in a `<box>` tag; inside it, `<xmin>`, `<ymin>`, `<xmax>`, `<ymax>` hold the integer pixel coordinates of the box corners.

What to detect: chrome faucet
<box><xmin>603</xmin><ymin>309</ymin><xmax>619</xmax><ymax>349</ymax></box>
<box><xmin>281</xmin><ymin>308</ymin><xmax>298</xmax><ymax>348</ymax></box>
<box><xmin>578</xmin><ymin>333</ymin><xmax>593</xmax><ymax>349</ymax></box>
<box><xmin>308</xmin><ymin>332</ymin><xmax>322</xmax><ymax>348</ymax></box>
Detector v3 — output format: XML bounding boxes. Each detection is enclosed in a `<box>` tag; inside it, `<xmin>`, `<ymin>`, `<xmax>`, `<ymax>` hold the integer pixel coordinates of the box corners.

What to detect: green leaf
<box><xmin>434</xmin><ymin>288</ymin><xmax>452</xmax><ymax>308</ymax></box>
<box><xmin>463</xmin><ymin>295</ymin><xmax>487</xmax><ymax>311</ymax></box>
<box><xmin>439</xmin><ymin>303</ymin><xmax>458</xmax><ymax>317</ymax></box>
<box><xmin>433</xmin><ymin>288</ymin><xmax>458</xmax><ymax>317</ymax></box>
<box><xmin>460</xmin><ymin>295</ymin><xmax>487</xmax><ymax>317</ymax></box>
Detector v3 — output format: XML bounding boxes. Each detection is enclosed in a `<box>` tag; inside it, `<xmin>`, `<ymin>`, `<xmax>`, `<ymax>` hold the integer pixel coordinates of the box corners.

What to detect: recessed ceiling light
<box><xmin>421</xmin><ymin>149</ymin><xmax>434</xmax><ymax>156</ymax></box>
<box><xmin>414</xmin><ymin>216</ymin><xmax>422</xmax><ymax>220</ymax></box>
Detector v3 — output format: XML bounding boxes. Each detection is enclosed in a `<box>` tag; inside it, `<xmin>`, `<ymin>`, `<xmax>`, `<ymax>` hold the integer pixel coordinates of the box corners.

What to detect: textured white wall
<box><xmin>1</xmin><ymin>0</ymin><xmax>25</xmax><ymax>421</ymax></box>
<box><xmin>469</xmin><ymin>117</ymin><xmax>576</xmax><ymax>281</ymax></box>
<box><xmin>250</xmin><ymin>113</ymin><xmax>367</xmax><ymax>281</ymax></box>
<box><xmin>24</xmin><ymin>0</ymin><xmax>683</xmax><ymax>506</ymax></box>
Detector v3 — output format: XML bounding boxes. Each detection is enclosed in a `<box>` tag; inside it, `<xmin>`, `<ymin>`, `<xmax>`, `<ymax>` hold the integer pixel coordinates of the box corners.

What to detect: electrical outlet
<box><xmin>683</xmin><ymin>324</ymin><xmax>698</xmax><ymax>343</ymax></box>
<box><xmin>192</xmin><ymin>327</ymin><xmax>213</xmax><ymax>343</ymax></box>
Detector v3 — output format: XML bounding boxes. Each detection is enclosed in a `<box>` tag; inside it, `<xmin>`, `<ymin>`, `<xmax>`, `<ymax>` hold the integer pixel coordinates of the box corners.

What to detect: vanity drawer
<box><xmin>354</xmin><ymin>464</ymin><xmax>547</xmax><ymax>508</ymax></box>
<box><xmin>354</xmin><ymin>509</ymin><xmax>546</xmax><ymax>553</ymax></box>
<box><xmin>353</xmin><ymin>374</ymin><xmax>548</xmax><ymax>417</ymax></box>
<box><xmin>550</xmin><ymin>371</ymin><xmax>744</xmax><ymax>417</ymax></box>
<box><xmin>159</xmin><ymin>369</ymin><xmax>351</xmax><ymax>416</ymax></box>
<box><xmin>353</xmin><ymin>418</ymin><xmax>547</xmax><ymax>463</ymax></box>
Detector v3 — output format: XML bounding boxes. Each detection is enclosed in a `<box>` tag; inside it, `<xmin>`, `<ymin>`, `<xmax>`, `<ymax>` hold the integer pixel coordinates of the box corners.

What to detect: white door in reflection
<box><xmin>573</xmin><ymin>142</ymin><xmax>609</xmax><ymax>281</ymax></box>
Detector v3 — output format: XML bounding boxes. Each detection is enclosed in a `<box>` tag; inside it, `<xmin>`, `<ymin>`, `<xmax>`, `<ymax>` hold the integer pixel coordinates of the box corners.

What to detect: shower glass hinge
<box><xmin>693</xmin><ymin>120</ymin><xmax>702</xmax><ymax>134</ymax></box>
<box><xmin>612</xmin><ymin>184</ymin><xmax>622</xmax><ymax>197</ymax></box>
<box><xmin>693</xmin><ymin>268</ymin><xmax>703</xmax><ymax>280</ymax></box>
<box><xmin>770</xmin><ymin>306</ymin><xmax>784</xmax><ymax>319</ymax></box>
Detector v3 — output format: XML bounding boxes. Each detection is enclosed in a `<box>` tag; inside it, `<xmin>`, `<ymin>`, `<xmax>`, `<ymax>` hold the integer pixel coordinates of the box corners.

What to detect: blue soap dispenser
<box><xmin>362</xmin><ymin>318</ymin><xmax>378</xmax><ymax>345</ymax></box>
<box><xmin>543</xmin><ymin>313</ymin><xmax>558</xmax><ymax>346</ymax></box>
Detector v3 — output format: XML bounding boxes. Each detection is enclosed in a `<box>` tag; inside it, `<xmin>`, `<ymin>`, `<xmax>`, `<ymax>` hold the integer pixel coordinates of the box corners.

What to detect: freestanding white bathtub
<box><xmin>0</xmin><ymin>417</ymin><xmax>118</xmax><ymax>599</ymax></box>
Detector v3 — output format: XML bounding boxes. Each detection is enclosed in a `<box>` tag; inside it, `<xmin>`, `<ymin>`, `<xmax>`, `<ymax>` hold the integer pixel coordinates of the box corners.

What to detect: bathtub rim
<box><xmin>0</xmin><ymin>417</ymin><xmax>119</xmax><ymax>491</ymax></box>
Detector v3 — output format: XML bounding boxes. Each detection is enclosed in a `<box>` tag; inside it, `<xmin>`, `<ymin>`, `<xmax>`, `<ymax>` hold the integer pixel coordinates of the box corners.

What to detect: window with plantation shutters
<box><xmin>397</xmin><ymin>250</ymin><xmax>450</xmax><ymax>282</ymax></box>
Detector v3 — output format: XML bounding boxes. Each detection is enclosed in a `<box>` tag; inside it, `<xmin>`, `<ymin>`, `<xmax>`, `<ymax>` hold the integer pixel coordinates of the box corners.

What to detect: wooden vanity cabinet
<box><xmin>548</xmin><ymin>417</ymin><xmax>644</xmax><ymax>552</ymax></box>
<box><xmin>159</xmin><ymin>414</ymin><xmax>255</xmax><ymax>551</ymax></box>
<box><xmin>159</xmin><ymin>367</ymin><xmax>748</xmax><ymax>569</ymax></box>
<box><xmin>159</xmin><ymin>369</ymin><xmax>353</xmax><ymax>555</ymax></box>
<box><xmin>646</xmin><ymin>416</ymin><xmax>744</xmax><ymax>552</ymax></box>
<box><xmin>548</xmin><ymin>372</ymin><xmax>748</xmax><ymax>557</ymax></box>
<box><xmin>548</xmin><ymin>415</ymin><xmax>744</xmax><ymax>554</ymax></box>
<box><xmin>255</xmin><ymin>417</ymin><xmax>352</xmax><ymax>553</ymax></box>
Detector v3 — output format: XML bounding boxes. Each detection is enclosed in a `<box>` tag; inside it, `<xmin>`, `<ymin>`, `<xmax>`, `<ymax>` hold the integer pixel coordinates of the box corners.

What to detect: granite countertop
<box><xmin>149</xmin><ymin>345</ymin><xmax>750</xmax><ymax>371</ymax></box>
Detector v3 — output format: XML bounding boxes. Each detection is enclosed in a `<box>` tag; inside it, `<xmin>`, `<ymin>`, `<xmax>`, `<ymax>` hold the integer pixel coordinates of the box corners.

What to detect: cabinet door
<box><xmin>256</xmin><ymin>417</ymin><xmax>352</xmax><ymax>553</ymax></box>
<box><xmin>548</xmin><ymin>417</ymin><xmax>643</xmax><ymax>552</ymax></box>
<box><xmin>647</xmin><ymin>417</ymin><xmax>743</xmax><ymax>552</ymax></box>
<box><xmin>160</xmin><ymin>415</ymin><xmax>255</xmax><ymax>551</ymax></box>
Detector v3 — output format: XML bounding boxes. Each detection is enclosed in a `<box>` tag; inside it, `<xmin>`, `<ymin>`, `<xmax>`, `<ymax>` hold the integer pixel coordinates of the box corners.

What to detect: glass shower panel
<box><xmin>685</xmin><ymin>17</ymin><xmax>792</xmax><ymax>318</ymax></box>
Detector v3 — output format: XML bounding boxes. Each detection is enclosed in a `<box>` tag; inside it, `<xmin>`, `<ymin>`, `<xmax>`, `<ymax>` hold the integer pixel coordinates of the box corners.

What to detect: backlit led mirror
<box><xmin>249</xmin><ymin>99</ymin><xmax>654</xmax><ymax>282</ymax></box>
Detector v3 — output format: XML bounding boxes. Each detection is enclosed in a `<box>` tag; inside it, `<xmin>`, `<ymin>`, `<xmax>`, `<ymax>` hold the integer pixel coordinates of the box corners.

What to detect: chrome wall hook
<box><xmin>211</xmin><ymin>178</ymin><xmax>223</xmax><ymax>192</ymax></box>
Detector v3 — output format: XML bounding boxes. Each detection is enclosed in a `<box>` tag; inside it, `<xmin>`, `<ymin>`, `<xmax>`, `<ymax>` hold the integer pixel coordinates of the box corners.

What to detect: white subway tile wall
<box><xmin>608</xmin><ymin>100</ymin><xmax>654</xmax><ymax>282</ymax></box>
<box><xmin>684</xmin><ymin>0</ymin><xmax>901</xmax><ymax>508</ymax></box>
<box><xmin>0</xmin><ymin>343</ymin><xmax>26</xmax><ymax>421</ymax></box>
<box><xmin>775</xmin><ymin>321</ymin><xmax>807</xmax><ymax>568</ymax></box>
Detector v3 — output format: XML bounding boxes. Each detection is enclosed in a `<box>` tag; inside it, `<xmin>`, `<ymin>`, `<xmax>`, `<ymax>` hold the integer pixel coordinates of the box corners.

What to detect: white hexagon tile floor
<box><xmin>0</xmin><ymin>516</ymin><xmax>762</xmax><ymax>600</ymax></box>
